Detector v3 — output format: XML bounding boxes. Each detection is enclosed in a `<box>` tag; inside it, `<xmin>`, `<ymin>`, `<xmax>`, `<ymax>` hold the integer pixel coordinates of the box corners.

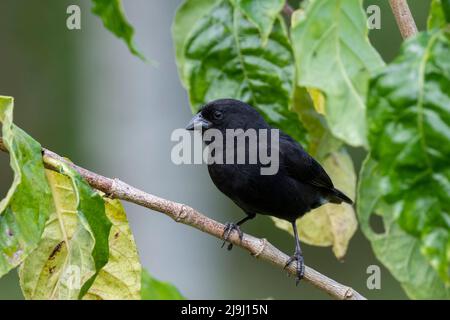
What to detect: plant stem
<box><xmin>389</xmin><ymin>0</ymin><xmax>418</xmax><ymax>39</ymax></box>
<box><xmin>282</xmin><ymin>3</ymin><xmax>294</xmax><ymax>19</ymax></box>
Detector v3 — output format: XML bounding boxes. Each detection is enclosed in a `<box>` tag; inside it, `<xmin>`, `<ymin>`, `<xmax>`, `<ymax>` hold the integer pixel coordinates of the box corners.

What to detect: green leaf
<box><xmin>0</xmin><ymin>96</ymin><xmax>52</xmax><ymax>278</ymax></box>
<box><xmin>358</xmin><ymin>158</ymin><xmax>450</xmax><ymax>299</ymax></box>
<box><xmin>443</xmin><ymin>0</ymin><xmax>450</xmax><ymax>23</ymax></box>
<box><xmin>231</xmin><ymin>0</ymin><xmax>285</xmax><ymax>45</ymax></box>
<box><xmin>84</xmin><ymin>198</ymin><xmax>141</xmax><ymax>300</ymax></box>
<box><xmin>291</xmin><ymin>0</ymin><xmax>384</xmax><ymax>147</ymax></box>
<box><xmin>173</xmin><ymin>0</ymin><xmax>221</xmax><ymax>87</ymax></box>
<box><xmin>173</xmin><ymin>0</ymin><xmax>307</xmax><ymax>143</ymax></box>
<box><xmin>92</xmin><ymin>0</ymin><xmax>145</xmax><ymax>60</ymax></box>
<box><xmin>141</xmin><ymin>269</ymin><xmax>185</xmax><ymax>300</ymax></box>
<box><xmin>428</xmin><ymin>0</ymin><xmax>447</xmax><ymax>30</ymax></box>
<box><xmin>69</xmin><ymin>164</ymin><xmax>112</xmax><ymax>298</ymax></box>
<box><xmin>361</xmin><ymin>30</ymin><xmax>450</xmax><ymax>289</ymax></box>
<box><xmin>291</xmin><ymin>86</ymin><xmax>341</xmax><ymax>160</ymax></box>
<box><xmin>272</xmin><ymin>149</ymin><xmax>357</xmax><ymax>259</ymax></box>
<box><xmin>19</xmin><ymin>164</ymin><xmax>112</xmax><ymax>299</ymax></box>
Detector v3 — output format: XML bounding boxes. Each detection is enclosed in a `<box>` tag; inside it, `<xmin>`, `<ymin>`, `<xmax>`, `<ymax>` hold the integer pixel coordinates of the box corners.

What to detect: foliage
<box><xmin>355</xmin><ymin>0</ymin><xmax>450</xmax><ymax>298</ymax></box>
<box><xmin>358</xmin><ymin>158</ymin><xmax>450</xmax><ymax>299</ymax></box>
<box><xmin>173</xmin><ymin>0</ymin><xmax>358</xmax><ymax>260</ymax></box>
<box><xmin>429</xmin><ymin>0</ymin><xmax>450</xmax><ymax>29</ymax></box>
<box><xmin>19</xmin><ymin>166</ymin><xmax>112</xmax><ymax>300</ymax></box>
<box><xmin>141</xmin><ymin>269</ymin><xmax>185</xmax><ymax>300</ymax></box>
<box><xmin>173</xmin><ymin>0</ymin><xmax>307</xmax><ymax>143</ymax></box>
<box><xmin>171</xmin><ymin>0</ymin><xmax>450</xmax><ymax>299</ymax></box>
<box><xmin>429</xmin><ymin>0</ymin><xmax>447</xmax><ymax>29</ymax></box>
<box><xmin>232</xmin><ymin>0</ymin><xmax>285</xmax><ymax>45</ymax></box>
<box><xmin>91</xmin><ymin>0</ymin><xmax>145</xmax><ymax>60</ymax></box>
<box><xmin>0</xmin><ymin>97</ymin><xmax>182</xmax><ymax>299</ymax></box>
<box><xmin>359</xmin><ymin>29</ymin><xmax>450</xmax><ymax>288</ymax></box>
<box><xmin>291</xmin><ymin>0</ymin><xmax>384</xmax><ymax>147</ymax></box>
<box><xmin>0</xmin><ymin>96</ymin><xmax>52</xmax><ymax>278</ymax></box>
<box><xmin>83</xmin><ymin>198</ymin><xmax>141</xmax><ymax>300</ymax></box>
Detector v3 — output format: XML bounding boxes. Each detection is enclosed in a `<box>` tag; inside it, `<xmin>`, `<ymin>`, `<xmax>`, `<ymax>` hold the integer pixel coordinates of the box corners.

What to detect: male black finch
<box><xmin>186</xmin><ymin>99</ymin><xmax>353</xmax><ymax>284</ymax></box>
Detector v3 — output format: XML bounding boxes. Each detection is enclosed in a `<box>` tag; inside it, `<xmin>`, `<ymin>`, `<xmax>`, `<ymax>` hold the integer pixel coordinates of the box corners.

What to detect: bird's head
<box><xmin>185</xmin><ymin>99</ymin><xmax>267</xmax><ymax>132</ymax></box>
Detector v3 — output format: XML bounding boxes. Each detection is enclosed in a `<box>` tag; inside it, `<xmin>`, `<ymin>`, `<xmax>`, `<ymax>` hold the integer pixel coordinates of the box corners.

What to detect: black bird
<box><xmin>186</xmin><ymin>99</ymin><xmax>353</xmax><ymax>283</ymax></box>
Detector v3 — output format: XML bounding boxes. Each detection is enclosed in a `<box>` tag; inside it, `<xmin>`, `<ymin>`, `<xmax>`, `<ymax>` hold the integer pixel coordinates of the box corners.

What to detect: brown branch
<box><xmin>0</xmin><ymin>137</ymin><xmax>366</xmax><ymax>300</ymax></box>
<box><xmin>389</xmin><ymin>0</ymin><xmax>418</xmax><ymax>39</ymax></box>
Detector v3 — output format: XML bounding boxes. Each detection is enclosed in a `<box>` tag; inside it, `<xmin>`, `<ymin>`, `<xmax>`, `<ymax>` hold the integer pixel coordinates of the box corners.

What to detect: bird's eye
<box><xmin>213</xmin><ymin>111</ymin><xmax>223</xmax><ymax>120</ymax></box>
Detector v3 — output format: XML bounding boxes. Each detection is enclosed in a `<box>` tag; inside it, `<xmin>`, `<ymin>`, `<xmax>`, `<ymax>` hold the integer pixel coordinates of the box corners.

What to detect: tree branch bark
<box><xmin>389</xmin><ymin>0</ymin><xmax>418</xmax><ymax>39</ymax></box>
<box><xmin>0</xmin><ymin>138</ymin><xmax>366</xmax><ymax>300</ymax></box>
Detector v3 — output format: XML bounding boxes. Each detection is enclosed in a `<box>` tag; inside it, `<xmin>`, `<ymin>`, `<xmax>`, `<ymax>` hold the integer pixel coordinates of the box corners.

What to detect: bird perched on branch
<box><xmin>186</xmin><ymin>99</ymin><xmax>353</xmax><ymax>284</ymax></box>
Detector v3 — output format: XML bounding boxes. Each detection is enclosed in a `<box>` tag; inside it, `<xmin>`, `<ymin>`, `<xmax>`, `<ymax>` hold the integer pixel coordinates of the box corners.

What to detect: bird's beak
<box><xmin>185</xmin><ymin>113</ymin><xmax>212</xmax><ymax>131</ymax></box>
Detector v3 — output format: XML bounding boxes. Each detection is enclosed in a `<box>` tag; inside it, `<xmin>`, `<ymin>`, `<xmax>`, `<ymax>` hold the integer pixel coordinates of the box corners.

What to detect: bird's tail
<box><xmin>327</xmin><ymin>188</ymin><xmax>353</xmax><ymax>205</ymax></box>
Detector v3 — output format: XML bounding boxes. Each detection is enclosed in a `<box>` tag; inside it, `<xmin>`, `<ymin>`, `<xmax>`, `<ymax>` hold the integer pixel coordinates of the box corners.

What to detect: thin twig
<box><xmin>0</xmin><ymin>138</ymin><xmax>366</xmax><ymax>300</ymax></box>
<box><xmin>389</xmin><ymin>0</ymin><xmax>418</xmax><ymax>39</ymax></box>
<box><xmin>282</xmin><ymin>3</ymin><xmax>294</xmax><ymax>20</ymax></box>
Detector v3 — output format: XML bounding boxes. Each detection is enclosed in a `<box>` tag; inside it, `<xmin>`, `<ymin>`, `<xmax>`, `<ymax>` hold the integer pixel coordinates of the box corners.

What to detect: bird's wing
<box><xmin>279</xmin><ymin>133</ymin><xmax>334</xmax><ymax>190</ymax></box>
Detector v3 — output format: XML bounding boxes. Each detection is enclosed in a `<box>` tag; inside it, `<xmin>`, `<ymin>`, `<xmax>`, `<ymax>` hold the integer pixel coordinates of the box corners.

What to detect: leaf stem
<box><xmin>0</xmin><ymin>137</ymin><xmax>366</xmax><ymax>300</ymax></box>
<box><xmin>282</xmin><ymin>3</ymin><xmax>294</xmax><ymax>19</ymax></box>
<box><xmin>389</xmin><ymin>0</ymin><xmax>418</xmax><ymax>39</ymax></box>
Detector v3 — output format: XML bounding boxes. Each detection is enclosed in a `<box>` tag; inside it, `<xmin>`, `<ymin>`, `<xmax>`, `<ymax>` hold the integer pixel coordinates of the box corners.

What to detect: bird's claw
<box><xmin>104</xmin><ymin>191</ymin><xmax>114</xmax><ymax>199</ymax></box>
<box><xmin>221</xmin><ymin>222</ymin><xmax>243</xmax><ymax>251</ymax></box>
<box><xmin>284</xmin><ymin>252</ymin><xmax>305</xmax><ymax>285</ymax></box>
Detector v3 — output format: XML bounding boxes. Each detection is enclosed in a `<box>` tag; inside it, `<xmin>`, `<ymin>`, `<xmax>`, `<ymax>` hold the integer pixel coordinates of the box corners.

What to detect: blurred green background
<box><xmin>0</xmin><ymin>0</ymin><xmax>431</xmax><ymax>299</ymax></box>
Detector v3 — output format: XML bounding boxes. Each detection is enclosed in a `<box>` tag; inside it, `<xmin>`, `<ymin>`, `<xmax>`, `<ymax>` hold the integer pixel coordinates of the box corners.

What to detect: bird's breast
<box><xmin>207</xmin><ymin>163</ymin><xmax>312</xmax><ymax>218</ymax></box>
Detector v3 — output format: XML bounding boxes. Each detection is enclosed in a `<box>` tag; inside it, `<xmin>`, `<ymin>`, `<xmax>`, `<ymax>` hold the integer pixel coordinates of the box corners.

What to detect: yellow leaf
<box><xmin>291</xmin><ymin>86</ymin><xmax>341</xmax><ymax>160</ymax></box>
<box><xmin>307</xmin><ymin>88</ymin><xmax>326</xmax><ymax>115</ymax></box>
<box><xmin>83</xmin><ymin>198</ymin><xmax>141</xmax><ymax>300</ymax></box>
<box><xmin>19</xmin><ymin>170</ymin><xmax>141</xmax><ymax>300</ymax></box>
<box><xmin>19</xmin><ymin>170</ymin><xmax>96</xmax><ymax>300</ymax></box>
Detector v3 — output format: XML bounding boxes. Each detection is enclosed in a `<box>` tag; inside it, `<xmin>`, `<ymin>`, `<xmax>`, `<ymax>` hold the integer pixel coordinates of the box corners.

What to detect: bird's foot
<box><xmin>104</xmin><ymin>191</ymin><xmax>115</xmax><ymax>199</ymax></box>
<box><xmin>284</xmin><ymin>252</ymin><xmax>305</xmax><ymax>285</ymax></box>
<box><xmin>221</xmin><ymin>222</ymin><xmax>243</xmax><ymax>251</ymax></box>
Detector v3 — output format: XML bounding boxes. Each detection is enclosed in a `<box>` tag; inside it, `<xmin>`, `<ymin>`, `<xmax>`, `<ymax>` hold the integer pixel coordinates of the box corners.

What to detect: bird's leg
<box><xmin>222</xmin><ymin>213</ymin><xmax>255</xmax><ymax>251</ymax></box>
<box><xmin>284</xmin><ymin>221</ymin><xmax>305</xmax><ymax>285</ymax></box>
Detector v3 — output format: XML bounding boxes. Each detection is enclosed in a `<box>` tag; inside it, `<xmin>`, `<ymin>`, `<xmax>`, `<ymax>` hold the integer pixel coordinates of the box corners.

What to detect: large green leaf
<box><xmin>358</xmin><ymin>158</ymin><xmax>450</xmax><ymax>299</ymax></box>
<box><xmin>0</xmin><ymin>96</ymin><xmax>52</xmax><ymax>278</ymax></box>
<box><xmin>173</xmin><ymin>0</ymin><xmax>307</xmax><ymax>143</ymax></box>
<box><xmin>291</xmin><ymin>0</ymin><xmax>384</xmax><ymax>147</ymax></box>
<box><xmin>173</xmin><ymin>0</ymin><xmax>221</xmax><ymax>87</ymax></box>
<box><xmin>91</xmin><ymin>0</ymin><xmax>145</xmax><ymax>60</ymax></box>
<box><xmin>231</xmin><ymin>0</ymin><xmax>285</xmax><ymax>45</ymax></box>
<box><xmin>361</xmin><ymin>30</ymin><xmax>450</xmax><ymax>288</ymax></box>
<box><xmin>428</xmin><ymin>0</ymin><xmax>448</xmax><ymax>30</ymax></box>
<box><xmin>442</xmin><ymin>0</ymin><xmax>450</xmax><ymax>23</ymax></box>
<box><xmin>84</xmin><ymin>198</ymin><xmax>141</xmax><ymax>300</ymax></box>
<box><xmin>19</xmin><ymin>164</ymin><xmax>112</xmax><ymax>299</ymax></box>
<box><xmin>141</xmin><ymin>269</ymin><xmax>185</xmax><ymax>300</ymax></box>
